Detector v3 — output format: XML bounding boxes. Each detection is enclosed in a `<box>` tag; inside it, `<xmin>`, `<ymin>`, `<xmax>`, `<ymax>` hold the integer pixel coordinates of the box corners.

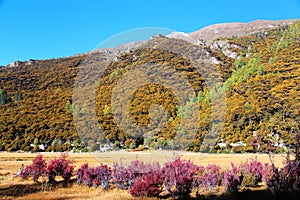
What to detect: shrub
<box><xmin>112</xmin><ymin>161</ymin><xmax>129</xmax><ymax>189</ymax></box>
<box><xmin>161</xmin><ymin>156</ymin><xmax>197</xmax><ymax>197</ymax></box>
<box><xmin>20</xmin><ymin>165</ymin><xmax>33</xmax><ymax>179</ymax></box>
<box><xmin>90</xmin><ymin>164</ymin><xmax>112</xmax><ymax>189</ymax></box>
<box><xmin>129</xmin><ymin>169</ymin><xmax>163</xmax><ymax>197</ymax></box>
<box><xmin>103</xmin><ymin>105</ymin><xmax>111</xmax><ymax>116</ymax></box>
<box><xmin>191</xmin><ymin>165</ymin><xmax>205</xmax><ymax>189</ymax></box>
<box><xmin>241</xmin><ymin>173</ymin><xmax>257</xmax><ymax>188</ymax></box>
<box><xmin>262</xmin><ymin>136</ymin><xmax>300</xmax><ymax>192</ymax></box>
<box><xmin>76</xmin><ymin>163</ymin><xmax>90</xmax><ymax>186</ymax></box>
<box><xmin>277</xmin><ymin>153</ymin><xmax>300</xmax><ymax>191</ymax></box>
<box><xmin>241</xmin><ymin>157</ymin><xmax>263</xmax><ymax>187</ymax></box>
<box><xmin>127</xmin><ymin>160</ymin><xmax>159</xmax><ymax>180</ymax></box>
<box><xmin>262</xmin><ymin>163</ymin><xmax>280</xmax><ymax>191</ymax></box>
<box><xmin>113</xmin><ymin>159</ymin><xmax>159</xmax><ymax>190</ymax></box>
<box><xmin>20</xmin><ymin>154</ymin><xmax>47</xmax><ymax>182</ymax></box>
<box><xmin>199</xmin><ymin>164</ymin><xmax>221</xmax><ymax>190</ymax></box>
<box><xmin>223</xmin><ymin>163</ymin><xmax>243</xmax><ymax>193</ymax></box>
<box><xmin>47</xmin><ymin>153</ymin><xmax>74</xmax><ymax>186</ymax></box>
<box><xmin>20</xmin><ymin>150</ymin><xmax>300</xmax><ymax>197</ymax></box>
<box><xmin>109</xmin><ymin>68</ymin><xmax>124</xmax><ymax>80</ymax></box>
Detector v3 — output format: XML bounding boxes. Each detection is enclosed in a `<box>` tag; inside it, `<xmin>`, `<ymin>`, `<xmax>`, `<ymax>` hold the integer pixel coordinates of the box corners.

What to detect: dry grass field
<box><xmin>0</xmin><ymin>151</ymin><xmax>289</xmax><ymax>200</ymax></box>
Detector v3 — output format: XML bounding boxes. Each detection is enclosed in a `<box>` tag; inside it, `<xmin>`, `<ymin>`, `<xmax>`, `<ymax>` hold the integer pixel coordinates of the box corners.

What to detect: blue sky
<box><xmin>0</xmin><ymin>0</ymin><xmax>299</xmax><ymax>66</ymax></box>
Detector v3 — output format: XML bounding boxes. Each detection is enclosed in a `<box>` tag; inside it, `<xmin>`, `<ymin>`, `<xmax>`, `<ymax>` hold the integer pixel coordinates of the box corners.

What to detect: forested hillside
<box><xmin>0</xmin><ymin>21</ymin><xmax>299</xmax><ymax>152</ymax></box>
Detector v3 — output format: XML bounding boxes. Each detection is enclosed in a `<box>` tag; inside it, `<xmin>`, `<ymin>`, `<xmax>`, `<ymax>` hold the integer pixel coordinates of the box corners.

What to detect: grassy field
<box><xmin>0</xmin><ymin>151</ymin><xmax>289</xmax><ymax>200</ymax></box>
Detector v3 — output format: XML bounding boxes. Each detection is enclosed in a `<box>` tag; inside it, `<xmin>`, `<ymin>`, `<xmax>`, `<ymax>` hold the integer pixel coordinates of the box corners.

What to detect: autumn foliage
<box><xmin>20</xmin><ymin>152</ymin><xmax>300</xmax><ymax>198</ymax></box>
<box><xmin>1</xmin><ymin>21</ymin><xmax>300</xmax><ymax>153</ymax></box>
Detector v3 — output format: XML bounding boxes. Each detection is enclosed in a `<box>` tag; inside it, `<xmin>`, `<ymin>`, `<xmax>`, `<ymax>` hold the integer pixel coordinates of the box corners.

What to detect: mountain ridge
<box><xmin>188</xmin><ymin>19</ymin><xmax>298</xmax><ymax>44</ymax></box>
<box><xmin>3</xmin><ymin>19</ymin><xmax>298</xmax><ymax>67</ymax></box>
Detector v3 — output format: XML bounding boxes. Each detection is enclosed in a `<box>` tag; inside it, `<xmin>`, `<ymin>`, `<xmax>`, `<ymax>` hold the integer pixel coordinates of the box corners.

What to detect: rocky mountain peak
<box><xmin>188</xmin><ymin>19</ymin><xmax>298</xmax><ymax>44</ymax></box>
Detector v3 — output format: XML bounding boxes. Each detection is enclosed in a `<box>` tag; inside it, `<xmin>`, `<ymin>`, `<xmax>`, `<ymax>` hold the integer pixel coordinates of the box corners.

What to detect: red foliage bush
<box><xmin>129</xmin><ymin>169</ymin><xmax>163</xmax><ymax>197</ymax></box>
<box><xmin>112</xmin><ymin>160</ymin><xmax>160</xmax><ymax>190</ymax></box>
<box><xmin>20</xmin><ymin>154</ymin><xmax>46</xmax><ymax>182</ymax></box>
<box><xmin>262</xmin><ymin>162</ymin><xmax>280</xmax><ymax>191</ymax></box>
<box><xmin>262</xmin><ymin>150</ymin><xmax>300</xmax><ymax>192</ymax></box>
<box><xmin>263</xmin><ymin>153</ymin><xmax>300</xmax><ymax>191</ymax></box>
<box><xmin>20</xmin><ymin>165</ymin><xmax>32</xmax><ymax>179</ymax></box>
<box><xmin>280</xmin><ymin>153</ymin><xmax>300</xmax><ymax>191</ymax></box>
<box><xmin>161</xmin><ymin>156</ymin><xmax>198</xmax><ymax>197</ymax></box>
<box><xmin>240</xmin><ymin>157</ymin><xmax>263</xmax><ymax>188</ymax></box>
<box><xmin>19</xmin><ymin>147</ymin><xmax>300</xmax><ymax>197</ymax></box>
<box><xmin>47</xmin><ymin>153</ymin><xmax>74</xmax><ymax>186</ymax></box>
<box><xmin>242</xmin><ymin>157</ymin><xmax>263</xmax><ymax>183</ymax></box>
<box><xmin>223</xmin><ymin>163</ymin><xmax>243</xmax><ymax>193</ymax></box>
<box><xmin>199</xmin><ymin>164</ymin><xmax>221</xmax><ymax>190</ymax></box>
<box><xmin>112</xmin><ymin>161</ymin><xmax>129</xmax><ymax>189</ymax></box>
<box><xmin>76</xmin><ymin>163</ymin><xmax>90</xmax><ymax>186</ymax></box>
<box><xmin>77</xmin><ymin>163</ymin><xmax>113</xmax><ymax>189</ymax></box>
<box><xmin>91</xmin><ymin>164</ymin><xmax>112</xmax><ymax>189</ymax></box>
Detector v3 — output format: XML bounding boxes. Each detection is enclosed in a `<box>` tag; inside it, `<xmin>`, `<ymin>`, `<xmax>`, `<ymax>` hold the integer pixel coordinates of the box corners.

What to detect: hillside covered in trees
<box><xmin>0</xmin><ymin>20</ymin><xmax>299</xmax><ymax>153</ymax></box>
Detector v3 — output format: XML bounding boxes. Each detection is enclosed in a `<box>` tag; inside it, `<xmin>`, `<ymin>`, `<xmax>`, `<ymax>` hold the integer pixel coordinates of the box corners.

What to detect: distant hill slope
<box><xmin>0</xmin><ymin>20</ymin><xmax>299</xmax><ymax>152</ymax></box>
<box><xmin>189</xmin><ymin>19</ymin><xmax>297</xmax><ymax>44</ymax></box>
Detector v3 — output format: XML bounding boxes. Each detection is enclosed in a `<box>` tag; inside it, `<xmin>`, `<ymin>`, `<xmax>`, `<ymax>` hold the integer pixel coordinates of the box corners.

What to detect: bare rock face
<box><xmin>188</xmin><ymin>19</ymin><xmax>298</xmax><ymax>44</ymax></box>
<box><xmin>211</xmin><ymin>40</ymin><xmax>241</xmax><ymax>59</ymax></box>
<box><xmin>7</xmin><ymin>61</ymin><xmax>22</xmax><ymax>67</ymax></box>
<box><xmin>84</xmin><ymin>19</ymin><xmax>298</xmax><ymax>64</ymax></box>
<box><xmin>89</xmin><ymin>40</ymin><xmax>146</xmax><ymax>61</ymax></box>
<box><xmin>167</xmin><ymin>31</ymin><xmax>198</xmax><ymax>45</ymax></box>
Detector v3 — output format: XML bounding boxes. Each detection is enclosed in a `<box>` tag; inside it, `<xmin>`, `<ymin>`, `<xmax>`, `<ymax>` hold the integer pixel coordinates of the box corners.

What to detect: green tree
<box><xmin>33</xmin><ymin>138</ymin><xmax>39</xmax><ymax>147</ymax></box>
<box><xmin>0</xmin><ymin>89</ymin><xmax>11</xmax><ymax>105</ymax></box>
<box><xmin>245</xmin><ymin>102</ymin><xmax>251</xmax><ymax>110</ymax></box>
<box><xmin>103</xmin><ymin>105</ymin><xmax>111</xmax><ymax>116</ymax></box>
<box><xmin>65</xmin><ymin>100</ymin><xmax>72</xmax><ymax>113</ymax></box>
<box><xmin>15</xmin><ymin>91</ymin><xmax>23</xmax><ymax>101</ymax></box>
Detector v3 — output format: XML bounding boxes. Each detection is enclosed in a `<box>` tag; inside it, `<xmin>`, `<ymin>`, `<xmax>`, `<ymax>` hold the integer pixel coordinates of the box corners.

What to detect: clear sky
<box><xmin>0</xmin><ymin>0</ymin><xmax>299</xmax><ymax>66</ymax></box>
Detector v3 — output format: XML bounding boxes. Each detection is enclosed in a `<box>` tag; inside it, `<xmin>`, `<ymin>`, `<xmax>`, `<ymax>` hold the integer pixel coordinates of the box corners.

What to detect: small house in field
<box><xmin>230</xmin><ymin>141</ymin><xmax>246</xmax><ymax>147</ymax></box>
<box><xmin>217</xmin><ymin>142</ymin><xmax>227</xmax><ymax>148</ymax></box>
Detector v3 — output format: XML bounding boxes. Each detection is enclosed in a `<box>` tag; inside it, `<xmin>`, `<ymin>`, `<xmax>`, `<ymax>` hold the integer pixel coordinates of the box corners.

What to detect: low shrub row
<box><xmin>20</xmin><ymin>153</ymin><xmax>74</xmax><ymax>187</ymax></box>
<box><xmin>20</xmin><ymin>153</ymin><xmax>300</xmax><ymax>198</ymax></box>
<box><xmin>76</xmin><ymin>163</ymin><xmax>112</xmax><ymax>189</ymax></box>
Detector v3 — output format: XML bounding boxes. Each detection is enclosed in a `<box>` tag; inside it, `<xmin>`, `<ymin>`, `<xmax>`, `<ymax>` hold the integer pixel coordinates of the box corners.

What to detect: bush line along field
<box><xmin>0</xmin><ymin>152</ymin><xmax>298</xmax><ymax>200</ymax></box>
<box><xmin>0</xmin><ymin>21</ymin><xmax>300</xmax><ymax>153</ymax></box>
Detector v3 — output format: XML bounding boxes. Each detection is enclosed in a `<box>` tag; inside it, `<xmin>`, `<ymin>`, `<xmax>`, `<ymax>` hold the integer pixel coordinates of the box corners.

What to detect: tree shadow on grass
<box><xmin>0</xmin><ymin>179</ymin><xmax>76</xmax><ymax>199</ymax></box>
<box><xmin>176</xmin><ymin>190</ymin><xmax>300</xmax><ymax>200</ymax></box>
<box><xmin>1</xmin><ymin>180</ymin><xmax>299</xmax><ymax>200</ymax></box>
<box><xmin>0</xmin><ymin>182</ymin><xmax>42</xmax><ymax>197</ymax></box>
